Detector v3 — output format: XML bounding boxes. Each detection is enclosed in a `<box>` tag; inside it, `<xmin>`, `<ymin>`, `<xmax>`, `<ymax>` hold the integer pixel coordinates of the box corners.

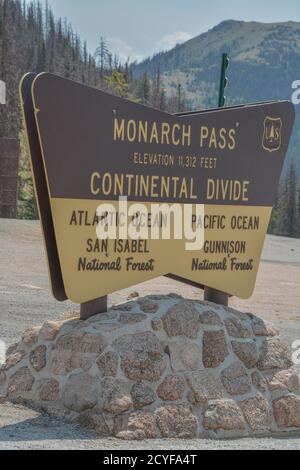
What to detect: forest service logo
<box><xmin>262</xmin><ymin>117</ymin><xmax>282</xmax><ymax>152</ymax></box>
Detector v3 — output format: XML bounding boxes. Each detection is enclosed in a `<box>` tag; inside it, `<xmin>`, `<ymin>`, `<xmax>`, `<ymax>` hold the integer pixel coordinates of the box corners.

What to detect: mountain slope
<box><xmin>132</xmin><ymin>20</ymin><xmax>300</xmax><ymax>169</ymax></box>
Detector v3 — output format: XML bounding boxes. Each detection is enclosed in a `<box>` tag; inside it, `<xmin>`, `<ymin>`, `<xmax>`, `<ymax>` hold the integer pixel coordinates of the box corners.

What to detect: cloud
<box><xmin>106</xmin><ymin>37</ymin><xmax>143</xmax><ymax>63</ymax></box>
<box><xmin>106</xmin><ymin>31</ymin><xmax>193</xmax><ymax>65</ymax></box>
<box><xmin>156</xmin><ymin>31</ymin><xmax>193</xmax><ymax>51</ymax></box>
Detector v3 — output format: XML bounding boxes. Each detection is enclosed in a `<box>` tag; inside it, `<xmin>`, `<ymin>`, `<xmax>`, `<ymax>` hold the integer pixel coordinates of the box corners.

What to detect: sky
<box><xmin>29</xmin><ymin>0</ymin><xmax>300</xmax><ymax>62</ymax></box>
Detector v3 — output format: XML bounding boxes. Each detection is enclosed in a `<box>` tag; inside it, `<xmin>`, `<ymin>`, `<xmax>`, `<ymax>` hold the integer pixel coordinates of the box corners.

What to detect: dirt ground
<box><xmin>0</xmin><ymin>218</ymin><xmax>299</xmax><ymax>450</ymax></box>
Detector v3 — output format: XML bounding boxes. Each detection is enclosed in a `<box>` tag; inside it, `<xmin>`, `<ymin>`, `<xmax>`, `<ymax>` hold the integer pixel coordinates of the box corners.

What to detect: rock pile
<box><xmin>0</xmin><ymin>295</ymin><xmax>299</xmax><ymax>439</ymax></box>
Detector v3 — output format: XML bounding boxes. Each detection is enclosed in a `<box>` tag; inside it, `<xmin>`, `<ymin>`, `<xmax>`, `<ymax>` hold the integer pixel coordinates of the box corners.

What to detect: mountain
<box><xmin>131</xmin><ymin>20</ymin><xmax>300</xmax><ymax>171</ymax></box>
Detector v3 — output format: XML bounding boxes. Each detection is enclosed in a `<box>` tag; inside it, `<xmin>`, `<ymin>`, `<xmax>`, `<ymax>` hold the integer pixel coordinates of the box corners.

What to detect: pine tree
<box><xmin>287</xmin><ymin>161</ymin><xmax>298</xmax><ymax>237</ymax></box>
<box><xmin>159</xmin><ymin>88</ymin><xmax>166</xmax><ymax>111</ymax></box>
<box><xmin>105</xmin><ymin>70</ymin><xmax>135</xmax><ymax>99</ymax></box>
<box><xmin>177</xmin><ymin>83</ymin><xmax>182</xmax><ymax>111</ymax></box>
<box><xmin>138</xmin><ymin>72</ymin><xmax>150</xmax><ymax>104</ymax></box>
<box><xmin>277</xmin><ymin>161</ymin><xmax>298</xmax><ymax>237</ymax></box>
<box><xmin>151</xmin><ymin>64</ymin><xmax>161</xmax><ymax>108</ymax></box>
<box><xmin>95</xmin><ymin>36</ymin><xmax>109</xmax><ymax>78</ymax></box>
<box><xmin>18</xmin><ymin>128</ymin><xmax>38</xmax><ymax>219</ymax></box>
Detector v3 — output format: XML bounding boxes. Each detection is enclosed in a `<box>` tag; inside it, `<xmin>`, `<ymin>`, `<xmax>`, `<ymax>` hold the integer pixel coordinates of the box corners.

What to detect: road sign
<box><xmin>20</xmin><ymin>73</ymin><xmax>295</xmax><ymax>304</ymax></box>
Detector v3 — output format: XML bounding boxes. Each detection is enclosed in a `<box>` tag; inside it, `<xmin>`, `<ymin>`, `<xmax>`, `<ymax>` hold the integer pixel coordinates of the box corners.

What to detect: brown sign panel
<box><xmin>20</xmin><ymin>73</ymin><xmax>295</xmax><ymax>303</ymax></box>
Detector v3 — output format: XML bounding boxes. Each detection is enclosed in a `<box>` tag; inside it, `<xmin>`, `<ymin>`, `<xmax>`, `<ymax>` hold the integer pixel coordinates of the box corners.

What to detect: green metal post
<box><xmin>204</xmin><ymin>53</ymin><xmax>230</xmax><ymax>307</ymax></box>
<box><xmin>218</xmin><ymin>53</ymin><xmax>229</xmax><ymax>108</ymax></box>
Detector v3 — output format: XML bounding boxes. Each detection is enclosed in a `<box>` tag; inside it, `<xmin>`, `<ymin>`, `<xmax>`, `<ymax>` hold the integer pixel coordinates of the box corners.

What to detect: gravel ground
<box><xmin>0</xmin><ymin>219</ymin><xmax>299</xmax><ymax>450</ymax></box>
<box><xmin>0</xmin><ymin>403</ymin><xmax>299</xmax><ymax>450</ymax></box>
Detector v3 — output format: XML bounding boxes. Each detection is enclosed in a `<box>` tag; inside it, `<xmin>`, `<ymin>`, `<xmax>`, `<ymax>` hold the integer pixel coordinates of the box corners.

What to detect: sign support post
<box><xmin>204</xmin><ymin>53</ymin><xmax>230</xmax><ymax>307</ymax></box>
<box><xmin>80</xmin><ymin>296</ymin><xmax>108</xmax><ymax>320</ymax></box>
<box><xmin>204</xmin><ymin>287</ymin><xmax>229</xmax><ymax>306</ymax></box>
